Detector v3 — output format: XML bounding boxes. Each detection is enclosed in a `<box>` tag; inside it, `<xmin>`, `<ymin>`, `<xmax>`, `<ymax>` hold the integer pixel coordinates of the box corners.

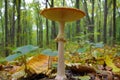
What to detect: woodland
<box><xmin>0</xmin><ymin>0</ymin><xmax>120</xmax><ymax>80</ymax></box>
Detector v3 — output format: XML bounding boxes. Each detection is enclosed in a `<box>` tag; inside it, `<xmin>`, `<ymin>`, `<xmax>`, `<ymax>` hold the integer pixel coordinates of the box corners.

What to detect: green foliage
<box><xmin>115</xmin><ymin>52</ymin><xmax>120</xmax><ymax>57</ymax></box>
<box><xmin>92</xmin><ymin>50</ymin><xmax>103</xmax><ymax>59</ymax></box>
<box><xmin>79</xmin><ymin>76</ymin><xmax>90</xmax><ymax>80</ymax></box>
<box><xmin>13</xmin><ymin>45</ymin><xmax>38</xmax><ymax>54</ymax></box>
<box><xmin>65</xmin><ymin>41</ymin><xmax>79</xmax><ymax>54</ymax></box>
<box><xmin>6</xmin><ymin>45</ymin><xmax>38</xmax><ymax>61</ymax></box>
<box><xmin>74</xmin><ymin>76</ymin><xmax>90</xmax><ymax>80</ymax></box>
<box><xmin>92</xmin><ymin>42</ymin><xmax>104</xmax><ymax>48</ymax></box>
<box><xmin>41</xmin><ymin>49</ymin><xmax>58</xmax><ymax>56</ymax></box>
<box><xmin>6</xmin><ymin>53</ymin><xmax>21</xmax><ymax>61</ymax></box>
<box><xmin>116</xmin><ymin>16</ymin><xmax>120</xmax><ymax>42</ymax></box>
<box><xmin>0</xmin><ymin>57</ymin><xmax>6</xmax><ymax>64</ymax></box>
<box><xmin>77</xmin><ymin>48</ymin><xmax>86</xmax><ymax>53</ymax></box>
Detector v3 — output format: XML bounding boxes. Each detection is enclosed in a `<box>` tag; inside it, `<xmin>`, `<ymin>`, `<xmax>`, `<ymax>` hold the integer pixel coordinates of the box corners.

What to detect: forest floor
<box><xmin>0</xmin><ymin>45</ymin><xmax>120</xmax><ymax>80</ymax></box>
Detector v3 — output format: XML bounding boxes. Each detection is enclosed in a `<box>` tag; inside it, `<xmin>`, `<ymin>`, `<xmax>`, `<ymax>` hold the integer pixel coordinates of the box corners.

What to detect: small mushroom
<box><xmin>40</xmin><ymin>7</ymin><xmax>85</xmax><ymax>80</ymax></box>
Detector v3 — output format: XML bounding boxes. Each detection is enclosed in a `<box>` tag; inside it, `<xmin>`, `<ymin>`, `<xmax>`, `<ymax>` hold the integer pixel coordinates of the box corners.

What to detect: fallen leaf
<box><xmin>105</xmin><ymin>55</ymin><xmax>120</xmax><ymax>73</ymax></box>
<box><xmin>27</xmin><ymin>54</ymin><xmax>49</xmax><ymax>74</ymax></box>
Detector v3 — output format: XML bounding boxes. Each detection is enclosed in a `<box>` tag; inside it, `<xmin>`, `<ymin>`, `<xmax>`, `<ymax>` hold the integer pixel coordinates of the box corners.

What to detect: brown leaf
<box><xmin>66</xmin><ymin>63</ymin><xmax>96</xmax><ymax>74</ymax></box>
<box><xmin>27</xmin><ymin>54</ymin><xmax>49</xmax><ymax>74</ymax></box>
<box><xmin>0</xmin><ymin>64</ymin><xmax>3</xmax><ymax>70</ymax></box>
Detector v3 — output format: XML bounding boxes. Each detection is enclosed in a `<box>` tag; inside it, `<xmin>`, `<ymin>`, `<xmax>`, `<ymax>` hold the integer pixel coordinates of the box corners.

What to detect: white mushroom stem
<box><xmin>55</xmin><ymin>21</ymin><xmax>67</xmax><ymax>80</ymax></box>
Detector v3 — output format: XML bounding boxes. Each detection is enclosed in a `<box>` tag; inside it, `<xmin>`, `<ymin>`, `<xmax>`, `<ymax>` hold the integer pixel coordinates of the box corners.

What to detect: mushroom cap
<box><xmin>40</xmin><ymin>7</ymin><xmax>85</xmax><ymax>22</ymax></box>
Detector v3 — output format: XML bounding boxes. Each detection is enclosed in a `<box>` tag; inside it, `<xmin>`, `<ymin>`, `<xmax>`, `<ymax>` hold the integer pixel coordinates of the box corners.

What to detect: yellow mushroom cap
<box><xmin>40</xmin><ymin>7</ymin><xmax>85</xmax><ymax>22</ymax></box>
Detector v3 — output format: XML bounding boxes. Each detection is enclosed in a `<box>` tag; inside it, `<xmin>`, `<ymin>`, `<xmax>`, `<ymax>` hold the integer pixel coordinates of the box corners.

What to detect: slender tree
<box><xmin>63</xmin><ymin>0</ymin><xmax>65</xmax><ymax>6</ymax></box>
<box><xmin>22</xmin><ymin>0</ymin><xmax>28</xmax><ymax>45</ymax></box>
<box><xmin>83</xmin><ymin>0</ymin><xmax>95</xmax><ymax>42</ymax></box>
<box><xmin>103</xmin><ymin>0</ymin><xmax>108</xmax><ymax>43</ymax></box>
<box><xmin>51</xmin><ymin>0</ymin><xmax>56</xmax><ymax>40</ymax></box>
<box><xmin>46</xmin><ymin>0</ymin><xmax>49</xmax><ymax>45</ymax></box>
<box><xmin>97</xmin><ymin>0</ymin><xmax>102</xmax><ymax>42</ymax></box>
<box><xmin>90</xmin><ymin>0</ymin><xmax>95</xmax><ymax>42</ymax></box>
<box><xmin>51</xmin><ymin>0</ymin><xmax>57</xmax><ymax>49</ymax></box>
<box><xmin>75</xmin><ymin>0</ymin><xmax>81</xmax><ymax>43</ymax></box>
<box><xmin>113</xmin><ymin>0</ymin><xmax>116</xmax><ymax>44</ymax></box>
<box><xmin>39</xmin><ymin>18</ymin><xmax>43</xmax><ymax>47</ymax></box>
<box><xmin>16</xmin><ymin>0</ymin><xmax>21</xmax><ymax>47</ymax></box>
<box><xmin>0</xmin><ymin>4</ymin><xmax>4</xmax><ymax>47</ymax></box>
<box><xmin>10</xmin><ymin>0</ymin><xmax>16</xmax><ymax>47</ymax></box>
<box><xmin>91</xmin><ymin>0</ymin><xmax>94</xmax><ymax>25</ymax></box>
<box><xmin>83</xmin><ymin>0</ymin><xmax>91</xmax><ymax>25</ymax></box>
<box><xmin>76</xmin><ymin>0</ymin><xmax>80</xmax><ymax>34</ymax></box>
<box><xmin>5</xmin><ymin>0</ymin><xmax>9</xmax><ymax>56</ymax></box>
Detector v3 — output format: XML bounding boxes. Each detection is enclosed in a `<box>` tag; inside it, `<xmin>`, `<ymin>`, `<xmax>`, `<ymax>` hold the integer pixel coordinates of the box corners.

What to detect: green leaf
<box><xmin>77</xmin><ymin>48</ymin><xmax>86</xmax><ymax>53</ymax></box>
<box><xmin>13</xmin><ymin>45</ymin><xmax>38</xmax><ymax>55</ymax></box>
<box><xmin>79</xmin><ymin>76</ymin><xmax>90</xmax><ymax>80</ymax></box>
<box><xmin>6</xmin><ymin>53</ymin><xmax>22</xmax><ymax>61</ymax></box>
<box><xmin>92</xmin><ymin>50</ymin><xmax>102</xmax><ymax>59</ymax></box>
<box><xmin>0</xmin><ymin>57</ymin><xmax>6</xmax><ymax>64</ymax></box>
<box><xmin>6</xmin><ymin>45</ymin><xmax>38</xmax><ymax>61</ymax></box>
<box><xmin>52</xmin><ymin>51</ymin><xmax>58</xmax><ymax>56</ymax></box>
<box><xmin>42</xmin><ymin>49</ymin><xmax>58</xmax><ymax>56</ymax></box>
<box><xmin>115</xmin><ymin>52</ymin><xmax>120</xmax><ymax>57</ymax></box>
<box><xmin>92</xmin><ymin>42</ymin><xmax>104</xmax><ymax>48</ymax></box>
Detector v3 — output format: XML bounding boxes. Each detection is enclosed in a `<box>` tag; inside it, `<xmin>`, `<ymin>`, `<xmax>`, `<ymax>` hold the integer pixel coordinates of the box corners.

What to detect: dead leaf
<box><xmin>0</xmin><ymin>64</ymin><xmax>3</xmax><ymax>70</ymax></box>
<box><xmin>105</xmin><ymin>55</ymin><xmax>120</xmax><ymax>73</ymax></box>
<box><xmin>27</xmin><ymin>54</ymin><xmax>49</xmax><ymax>74</ymax></box>
<box><xmin>66</xmin><ymin>63</ymin><xmax>96</xmax><ymax>74</ymax></box>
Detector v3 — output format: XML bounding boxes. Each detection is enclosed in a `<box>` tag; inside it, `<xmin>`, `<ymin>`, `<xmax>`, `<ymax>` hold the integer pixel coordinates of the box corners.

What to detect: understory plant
<box><xmin>6</xmin><ymin>45</ymin><xmax>38</xmax><ymax>76</ymax></box>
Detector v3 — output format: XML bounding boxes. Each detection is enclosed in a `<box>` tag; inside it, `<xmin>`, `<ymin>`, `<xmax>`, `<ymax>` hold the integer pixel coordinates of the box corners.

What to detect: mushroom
<box><xmin>40</xmin><ymin>7</ymin><xmax>85</xmax><ymax>80</ymax></box>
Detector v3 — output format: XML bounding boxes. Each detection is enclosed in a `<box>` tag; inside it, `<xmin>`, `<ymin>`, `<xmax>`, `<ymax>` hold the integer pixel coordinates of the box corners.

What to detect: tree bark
<box><xmin>39</xmin><ymin>18</ymin><xmax>43</xmax><ymax>47</ymax></box>
<box><xmin>17</xmin><ymin>0</ymin><xmax>21</xmax><ymax>47</ymax></box>
<box><xmin>75</xmin><ymin>0</ymin><xmax>80</xmax><ymax>43</ymax></box>
<box><xmin>83</xmin><ymin>0</ymin><xmax>91</xmax><ymax>25</ymax></box>
<box><xmin>76</xmin><ymin>0</ymin><xmax>80</xmax><ymax>34</ymax></box>
<box><xmin>63</xmin><ymin>0</ymin><xmax>65</xmax><ymax>6</ymax></box>
<box><xmin>90</xmin><ymin>0</ymin><xmax>95</xmax><ymax>42</ymax></box>
<box><xmin>46</xmin><ymin>0</ymin><xmax>49</xmax><ymax>45</ymax></box>
<box><xmin>50</xmin><ymin>0</ymin><xmax>57</xmax><ymax>49</ymax></box>
<box><xmin>97</xmin><ymin>0</ymin><xmax>102</xmax><ymax>42</ymax></box>
<box><xmin>83</xmin><ymin>0</ymin><xmax>95</xmax><ymax>42</ymax></box>
<box><xmin>10</xmin><ymin>0</ymin><xmax>16</xmax><ymax>47</ymax></box>
<box><xmin>113</xmin><ymin>0</ymin><xmax>116</xmax><ymax>44</ymax></box>
<box><xmin>0</xmin><ymin>9</ymin><xmax>4</xmax><ymax>47</ymax></box>
<box><xmin>5</xmin><ymin>0</ymin><xmax>9</xmax><ymax>56</ymax></box>
<box><xmin>91</xmin><ymin>0</ymin><xmax>94</xmax><ymax>25</ymax></box>
<box><xmin>103</xmin><ymin>0</ymin><xmax>108</xmax><ymax>43</ymax></box>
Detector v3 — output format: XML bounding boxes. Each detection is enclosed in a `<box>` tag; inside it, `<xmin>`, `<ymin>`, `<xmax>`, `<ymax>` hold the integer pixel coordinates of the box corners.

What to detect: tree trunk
<box><xmin>16</xmin><ymin>0</ymin><xmax>21</xmax><ymax>47</ymax></box>
<box><xmin>103</xmin><ymin>0</ymin><xmax>108</xmax><ymax>43</ymax></box>
<box><xmin>76</xmin><ymin>0</ymin><xmax>80</xmax><ymax>34</ymax></box>
<box><xmin>83</xmin><ymin>0</ymin><xmax>95</xmax><ymax>42</ymax></box>
<box><xmin>37</xmin><ymin>19</ymin><xmax>39</xmax><ymax>46</ymax></box>
<box><xmin>0</xmin><ymin>9</ymin><xmax>4</xmax><ymax>47</ymax></box>
<box><xmin>97</xmin><ymin>0</ymin><xmax>102</xmax><ymax>42</ymax></box>
<box><xmin>46</xmin><ymin>0</ymin><xmax>49</xmax><ymax>45</ymax></box>
<box><xmin>91</xmin><ymin>0</ymin><xmax>94</xmax><ymax>25</ymax></box>
<box><xmin>10</xmin><ymin>0</ymin><xmax>16</xmax><ymax>47</ymax></box>
<box><xmin>75</xmin><ymin>0</ymin><xmax>80</xmax><ymax>43</ymax></box>
<box><xmin>51</xmin><ymin>0</ymin><xmax>56</xmax><ymax>40</ymax></box>
<box><xmin>39</xmin><ymin>18</ymin><xmax>43</xmax><ymax>47</ymax></box>
<box><xmin>63</xmin><ymin>0</ymin><xmax>65</xmax><ymax>6</ymax></box>
<box><xmin>113</xmin><ymin>0</ymin><xmax>116</xmax><ymax>44</ymax></box>
<box><xmin>50</xmin><ymin>0</ymin><xmax>57</xmax><ymax>49</ymax></box>
<box><xmin>5</xmin><ymin>0</ymin><xmax>9</xmax><ymax>56</ymax></box>
<box><xmin>83</xmin><ymin>0</ymin><xmax>91</xmax><ymax>25</ymax></box>
<box><xmin>90</xmin><ymin>0</ymin><xmax>95</xmax><ymax>42</ymax></box>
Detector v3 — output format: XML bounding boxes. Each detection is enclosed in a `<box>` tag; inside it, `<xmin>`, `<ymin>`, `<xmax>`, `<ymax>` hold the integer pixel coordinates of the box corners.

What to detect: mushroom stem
<box><xmin>58</xmin><ymin>21</ymin><xmax>65</xmax><ymax>35</ymax></box>
<box><xmin>55</xmin><ymin>21</ymin><xmax>67</xmax><ymax>80</ymax></box>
